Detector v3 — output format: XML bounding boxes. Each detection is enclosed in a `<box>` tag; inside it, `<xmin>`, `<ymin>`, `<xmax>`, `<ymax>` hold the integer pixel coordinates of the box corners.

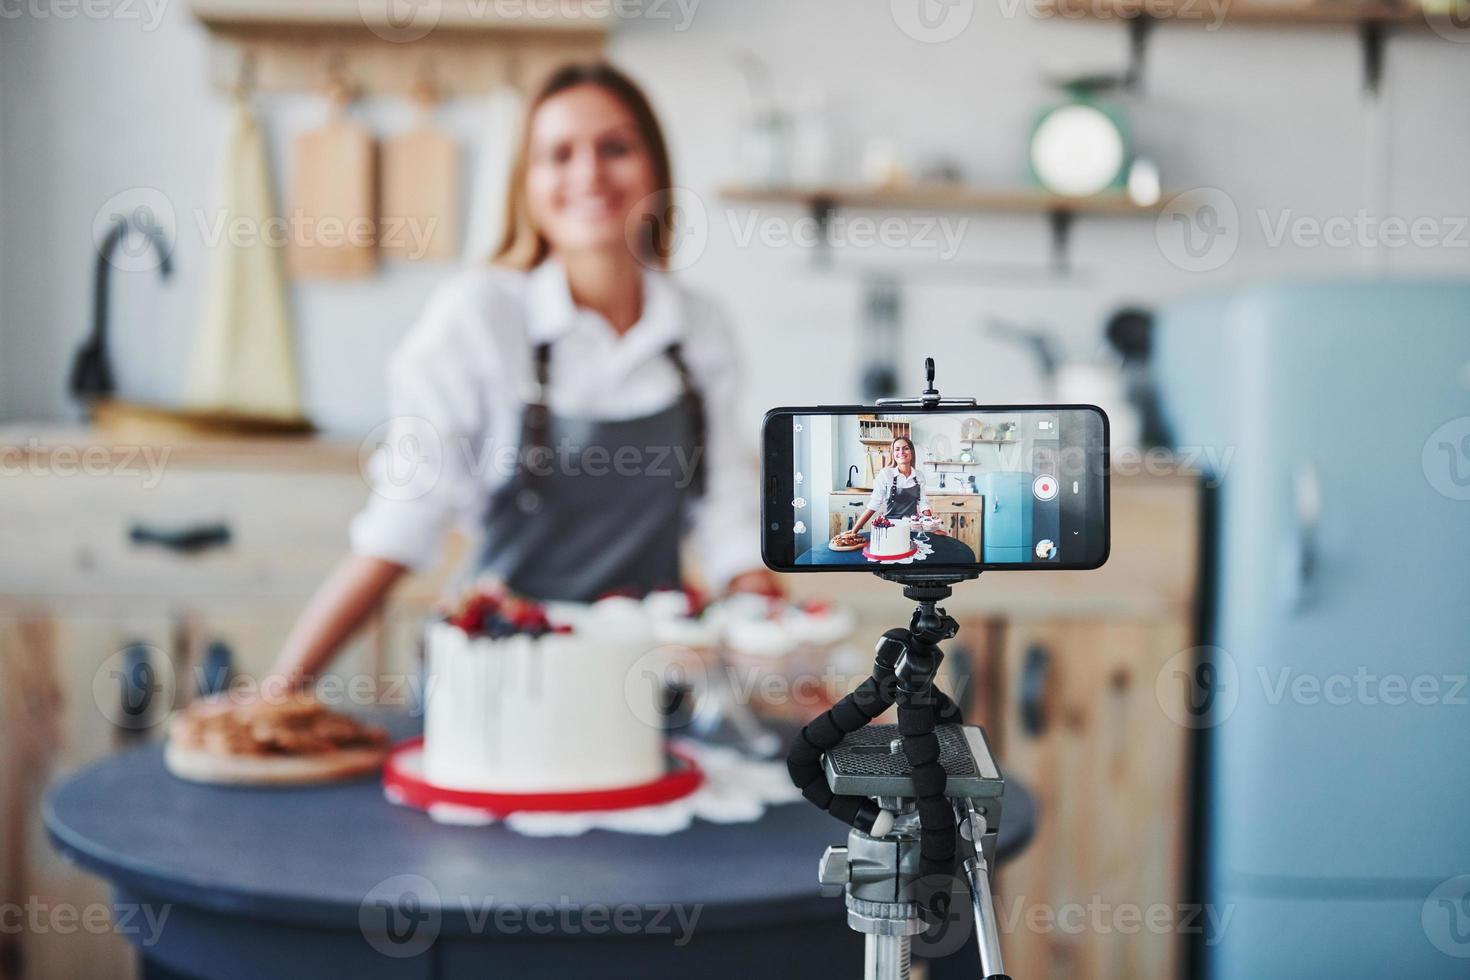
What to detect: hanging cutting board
<box><xmin>380</xmin><ymin>94</ymin><xmax>460</xmax><ymax>262</ymax></box>
<box><xmin>289</xmin><ymin>88</ymin><xmax>377</xmax><ymax>279</ymax></box>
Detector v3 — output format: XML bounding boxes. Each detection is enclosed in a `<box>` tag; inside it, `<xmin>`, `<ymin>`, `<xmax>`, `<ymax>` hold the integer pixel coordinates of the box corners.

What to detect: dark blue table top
<box><xmin>44</xmin><ymin>712</ymin><xmax>1034</xmax><ymax>935</ymax></box>
<box><xmin>797</xmin><ymin>533</ymin><xmax>977</xmax><ymax>566</ymax></box>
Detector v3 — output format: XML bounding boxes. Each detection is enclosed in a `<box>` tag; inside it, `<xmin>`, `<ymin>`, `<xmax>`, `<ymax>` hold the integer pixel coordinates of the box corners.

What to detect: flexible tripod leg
<box><xmin>785</xmin><ymin>633</ymin><xmax>904</xmax><ymax>833</ymax></box>
<box><xmin>892</xmin><ymin>629</ymin><xmax>961</xmax><ymax>921</ymax></box>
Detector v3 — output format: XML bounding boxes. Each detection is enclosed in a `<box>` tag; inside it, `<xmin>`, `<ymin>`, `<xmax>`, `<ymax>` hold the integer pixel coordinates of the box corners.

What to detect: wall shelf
<box><xmin>1033</xmin><ymin>0</ymin><xmax>1454</xmax><ymax>95</ymax></box>
<box><xmin>190</xmin><ymin>0</ymin><xmax>610</xmax><ymax>97</ymax></box>
<box><xmin>718</xmin><ymin>184</ymin><xmax>1165</xmax><ymax>274</ymax></box>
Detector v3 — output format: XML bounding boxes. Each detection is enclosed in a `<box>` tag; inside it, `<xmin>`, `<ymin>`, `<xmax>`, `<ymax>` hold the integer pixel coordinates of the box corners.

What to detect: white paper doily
<box><xmin>411</xmin><ymin>739</ymin><xmax>802</xmax><ymax>837</ymax></box>
<box><xmin>867</xmin><ymin>537</ymin><xmax>935</xmax><ymax>565</ymax></box>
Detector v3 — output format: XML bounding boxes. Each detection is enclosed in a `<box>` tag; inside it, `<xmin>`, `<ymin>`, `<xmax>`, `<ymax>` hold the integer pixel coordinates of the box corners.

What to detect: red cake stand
<box><xmin>382</xmin><ymin>737</ymin><xmax>705</xmax><ymax>819</ymax></box>
<box><xmin>862</xmin><ymin>545</ymin><xmax>918</xmax><ymax>562</ymax></box>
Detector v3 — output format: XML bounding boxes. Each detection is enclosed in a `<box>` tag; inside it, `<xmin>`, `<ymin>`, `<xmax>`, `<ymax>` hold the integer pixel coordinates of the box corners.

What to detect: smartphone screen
<box><xmin>761</xmin><ymin>405</ymin><xmax>1109</xmax><ymax>572</ymax></box>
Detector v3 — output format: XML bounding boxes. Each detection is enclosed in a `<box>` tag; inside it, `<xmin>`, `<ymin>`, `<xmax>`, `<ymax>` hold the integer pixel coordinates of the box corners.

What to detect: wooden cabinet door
<box><xmin>829</xmin><ymin>494</ymin><xmax>867</xmax><ymax>539</ymax></box>
<box><xmin>933</xmin><ymin>496</ymin><xmax>982</xmax><ymax>557</ymax></box>
<box><xmin>1</xmin><ymin>608</ymin><xmax>178</xmax><ymax>980</ymax></box>
<box><xmin>992</xmin><ymin>617</ymin><xmax>1192</xmax><ymax>980</ymax></box>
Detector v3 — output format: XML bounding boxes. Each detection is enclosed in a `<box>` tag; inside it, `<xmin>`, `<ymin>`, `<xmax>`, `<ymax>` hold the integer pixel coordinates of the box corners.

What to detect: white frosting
<box><xmin>642</xmin><ymin>589</ymin><xmax>694</xmax><ymax>620</ymax></box>
<box><xmin>716</xmin><ymin>596</ymin><xmax>855</xmax><ymax>658</ymax></box>
<box><xmin>868</xmin><ymin>518</ymin><xmax>913</xmax><ymax>559</ymax></box>
<box><xmin>644</xmin><ymin>590</ymin><xmax>718</xmax><ymax>649</ymax></box>
<box><xmin>723</xmin><ymin>617</ymin><xmax>799</xmax><ymax>659</ymax></box>
<box><xmin>785</xmin><ymin>605</ymin><xmax>856</xmax><ymax>646</ymax></box>
<box><xmin>422</xmin><ymin>613</ymin><xmax>665</xmax><ymax>793</ymax></box>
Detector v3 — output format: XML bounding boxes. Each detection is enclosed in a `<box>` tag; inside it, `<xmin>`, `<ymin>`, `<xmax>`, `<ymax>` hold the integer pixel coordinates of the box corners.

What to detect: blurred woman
<box><xmin>269</xmin><ymin>63</ymin><xmax>779</xmax><ymax>691</ymax></box>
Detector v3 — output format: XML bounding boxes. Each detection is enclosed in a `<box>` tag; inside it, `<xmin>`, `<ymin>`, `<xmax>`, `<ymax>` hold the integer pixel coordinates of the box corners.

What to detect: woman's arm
<box><xmin>269</xmin><ymin>555</ymin><xmax>407</xmax><ymax>692</ymax></box>
<box><xmin>682</xmin><ymin>297</ymin><xmax>785</xmax><ymax>594</ymax></box>
<box><xmin>850</xmin><ymin>507</ymin><xmax>876</xmax><ymax>533</ymax></box>
<box><xmin>270</xmin><ymin>277</ymin><xmax>491</xmax><ymax>692</ymax></box>
<box><xmin>864</xmin><ymin>470</ymin><xmax>889</xmax><ymax>522</ymax></box>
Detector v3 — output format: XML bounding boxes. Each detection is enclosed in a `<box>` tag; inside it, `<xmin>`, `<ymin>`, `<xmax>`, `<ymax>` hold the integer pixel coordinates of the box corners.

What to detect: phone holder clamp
<box><xmin>876</xmin><ymin>357</ymin><xmax>977</xmax><ymax>412</ymax></box>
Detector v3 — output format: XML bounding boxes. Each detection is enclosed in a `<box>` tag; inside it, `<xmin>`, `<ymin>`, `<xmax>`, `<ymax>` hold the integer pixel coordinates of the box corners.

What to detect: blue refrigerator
<box><xmin>1153</xmin><ymin>281</ymin><xmax>1470</xmax><ymax>978</ymax></box>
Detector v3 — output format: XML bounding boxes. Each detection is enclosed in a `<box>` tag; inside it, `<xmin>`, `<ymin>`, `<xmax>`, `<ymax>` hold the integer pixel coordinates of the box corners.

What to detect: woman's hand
<box><xmin>726</xmin><ymin>568</ymin><xmax>785</xmax><ymax>598</ymax></box>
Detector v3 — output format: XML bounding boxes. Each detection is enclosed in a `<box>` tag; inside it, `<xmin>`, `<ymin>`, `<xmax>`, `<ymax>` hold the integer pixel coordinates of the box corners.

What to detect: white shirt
<box><xmin>866</xmin><ymin>465</ymin><xmax>930</xmax><ymax>517</ymax></box>
<box><xmin>350</xmin><ymin>259</ymin><xmax>762</xmax><ymax>590</ymax></box>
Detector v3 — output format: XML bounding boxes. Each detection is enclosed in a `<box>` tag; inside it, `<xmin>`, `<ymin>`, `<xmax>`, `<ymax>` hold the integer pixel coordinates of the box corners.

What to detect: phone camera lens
<box><xmin>770</xmin><ymin>522</ymin><xmax>780</xmax><ymax>530</ymax></box>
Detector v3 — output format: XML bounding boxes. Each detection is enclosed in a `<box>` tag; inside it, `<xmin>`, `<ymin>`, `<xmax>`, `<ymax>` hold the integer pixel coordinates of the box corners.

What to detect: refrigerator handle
<box><xmin>1282</xmin><ymin>462</ymin><xmax>1321</xmax><ymax>611</ymax></box>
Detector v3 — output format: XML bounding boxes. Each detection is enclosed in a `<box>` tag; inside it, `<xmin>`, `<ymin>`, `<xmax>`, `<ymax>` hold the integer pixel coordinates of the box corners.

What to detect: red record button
<box><xmin>1033</xmin><ymin>475</ymin><xmax>1058</xmax><ymax>501</ymax></box>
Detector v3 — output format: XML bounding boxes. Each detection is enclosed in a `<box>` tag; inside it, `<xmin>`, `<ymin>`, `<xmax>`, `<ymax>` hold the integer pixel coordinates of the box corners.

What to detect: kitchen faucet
<box><xmin>846</xmin><ymin>464</ymin><xmax>860</xmax><ymax>488</ymax></box>
<box><xmin>69</xmin><ymin>213</ymin><xmax>174</xmax><ymax>401</ymax></box>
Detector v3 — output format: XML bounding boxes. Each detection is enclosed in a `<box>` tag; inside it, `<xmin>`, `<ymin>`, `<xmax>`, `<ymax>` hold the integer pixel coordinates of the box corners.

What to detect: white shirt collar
<box><xmin>525</xmin><ymin>258</ymin><xmax>684</xmax><ymax>363</ymax></box>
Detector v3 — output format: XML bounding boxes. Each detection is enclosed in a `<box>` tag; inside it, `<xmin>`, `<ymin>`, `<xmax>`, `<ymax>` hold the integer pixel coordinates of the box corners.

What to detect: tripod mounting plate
<box><xmin>823</xmin><ymin>723</ymin><xmax>1002</xmax><ymax>801</ymax></box>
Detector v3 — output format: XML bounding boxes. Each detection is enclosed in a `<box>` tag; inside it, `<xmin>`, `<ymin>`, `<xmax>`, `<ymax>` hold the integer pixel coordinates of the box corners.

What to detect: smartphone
<box><xmin>761</xmin><ymin>405</ymin><xmax>1109</xmax><ymax>572</ymax></box>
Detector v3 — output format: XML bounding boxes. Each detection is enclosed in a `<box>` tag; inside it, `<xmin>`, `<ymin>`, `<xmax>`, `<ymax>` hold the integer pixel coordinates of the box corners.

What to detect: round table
<box><xmin>796</xmin><ymin>532</ymin><xmax>977</xmax><ymax>566</ymax></box>
<box><xmin>45</xmin><ymin>714</ymin><xmax>1034</xmax><ymax>980</ymax></box>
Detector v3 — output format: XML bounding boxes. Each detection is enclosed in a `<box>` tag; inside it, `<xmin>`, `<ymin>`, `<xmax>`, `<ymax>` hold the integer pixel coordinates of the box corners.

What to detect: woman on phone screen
<box><xmin>847</xmin><ymin>436</ymin><xmax>938</xmax><ymax>535</ymax></box>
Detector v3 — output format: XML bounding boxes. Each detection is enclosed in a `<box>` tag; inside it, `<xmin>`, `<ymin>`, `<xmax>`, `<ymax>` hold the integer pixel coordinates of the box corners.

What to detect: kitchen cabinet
<box><xmin>930</xmin><ymin>494</ymin><xmax>982</xmax><ymax>558</ymax></box>
<box><xmin>989</xmin><ymin>616</ymin><xmax>1191</xmax><ymax>980</ymax></box>
<box><xmin>0</xmin><ymin>427</ymin><xmax>454</xmax><ymax>980</ymax></box>
<box><xmin>828</xmin><ymin>492</ymin><xmax>869</xmax><ymax>540</ymax></box>
<box><xmin>791</xmin><ymin>473</ymin><xmax>1200</xmax><ymax>980</ymax></box>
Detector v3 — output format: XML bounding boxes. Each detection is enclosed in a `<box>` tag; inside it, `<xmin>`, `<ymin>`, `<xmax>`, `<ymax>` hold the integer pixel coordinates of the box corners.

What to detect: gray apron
<box><xmin>885</xmin><ymin>474</ymin><xmax>922</xmax><ymax>519</ymax></box>
<box><xmin>478</xmin><ymin>340</ymin><xmax>703</xmax><ymax>602</ymax></box>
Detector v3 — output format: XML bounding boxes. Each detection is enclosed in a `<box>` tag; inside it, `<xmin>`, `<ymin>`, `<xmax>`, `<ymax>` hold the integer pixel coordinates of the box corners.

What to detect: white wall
<box><xmin>3</xmin><ymin>0</ymin><xmax>1468</xmax><ymax>433</ymax></box>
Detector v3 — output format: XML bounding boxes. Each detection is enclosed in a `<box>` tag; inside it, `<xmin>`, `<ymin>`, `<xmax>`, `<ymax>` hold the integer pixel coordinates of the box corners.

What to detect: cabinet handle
<box><xmin>1019</xmin><ymin>644</ymin><xmax>1050</xmax><ymax>736</ymax></box>
<box><xmin>129</xmin><ymin>521</ymin><xmax>232</xmax><ymax>555</ymax></box>
<box><xmin>1282</xmin><ymin>462</ymin><xmax>1321</xmax><ymax>612</ymax></box>
<box><xmin>197</xmin><ymin>641</ymin><xmax>234</xmax><ymax>697</ymax></box>
<box><xmin>114</xmin><ymin>642</ymin><xmax>159</xmax><ymax>730</ymax></box>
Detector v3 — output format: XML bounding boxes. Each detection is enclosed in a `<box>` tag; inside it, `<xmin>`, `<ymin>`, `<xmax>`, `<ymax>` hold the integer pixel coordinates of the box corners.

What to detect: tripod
<box><xmin>786</xmin><ymin>575</ymin><xmax>1009</xmax><ymax>980</ymax></box>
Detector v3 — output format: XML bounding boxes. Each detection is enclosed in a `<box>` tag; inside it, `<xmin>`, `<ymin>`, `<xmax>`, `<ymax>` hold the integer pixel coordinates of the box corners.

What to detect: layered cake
<box><xmin>422</xmin><ymin>589</ymin><xmax>665</xmax><ymax>793</ymax></box>
<box><xmin>865</xmin><ymin>515</ymin><xmax>914</xmax><ymax>560</ymax></box>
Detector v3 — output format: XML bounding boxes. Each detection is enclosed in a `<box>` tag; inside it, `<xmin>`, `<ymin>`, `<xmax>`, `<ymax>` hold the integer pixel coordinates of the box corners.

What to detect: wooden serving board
<box><xmin>165</xmin><ymin>739</ymin><xmax>387</xmax><ymax>786</ymax></box>
<box><xmin>380</xmin><ymin>124</ymin><xmax>459</xmax><ymax>261</ymax></box>
<box><xmin>289</xmin><ymin>114</ymin><xmax>377</xmax><ymax>279</ymax></box>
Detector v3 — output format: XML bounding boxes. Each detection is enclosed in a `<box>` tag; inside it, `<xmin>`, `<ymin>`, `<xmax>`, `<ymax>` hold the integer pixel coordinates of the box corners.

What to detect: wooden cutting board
<box><xmin>289</xmin><ymin>110</ymin><xmax>377</xmax><ymax>279</ymax></box>
<box><xmin>380</xmin><ymin>123</ymin><xmax>459</xmax><ymax>261</ymax></box>
<box><xmin>165</xmin><ymin>739</ymin><xmax>387</xmax><ymax>786</ymax></box>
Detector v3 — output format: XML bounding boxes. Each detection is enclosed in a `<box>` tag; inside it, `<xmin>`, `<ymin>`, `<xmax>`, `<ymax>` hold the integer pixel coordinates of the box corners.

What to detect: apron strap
<box><xmin>664</xmin><ymin>342</ymin><xmax>706</xmax><ymax>498</ymax></box>
<box><xmin>520</xmin><ymin>342</ymin><xmax>555</xmax><ymax>489</ymax></box>
<box><xmin>519</xmin><ymin>338</ymin><xmax>706</xmax><ymax>497</ymax></box>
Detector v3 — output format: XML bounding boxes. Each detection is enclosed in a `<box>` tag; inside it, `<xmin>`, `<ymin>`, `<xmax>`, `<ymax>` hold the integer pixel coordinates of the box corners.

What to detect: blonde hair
<box><xmin>493</xmin><ymin>62</ymin><xmax>675</xmax><ymax>271</ymax></box>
